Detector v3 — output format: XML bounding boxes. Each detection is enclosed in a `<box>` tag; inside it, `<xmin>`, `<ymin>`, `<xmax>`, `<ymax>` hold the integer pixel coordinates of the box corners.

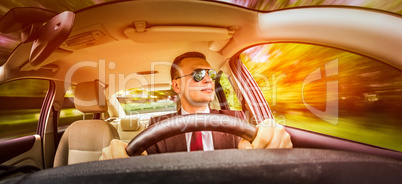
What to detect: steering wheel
<box><xmin>126</xmin><ymin>114</ymin><xmax>257</xmax><ymax>156</ymax></box>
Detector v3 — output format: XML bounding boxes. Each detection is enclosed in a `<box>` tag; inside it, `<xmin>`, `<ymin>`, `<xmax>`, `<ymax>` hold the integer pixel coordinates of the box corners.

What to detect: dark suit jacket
<box><xmin>146</xmin><ymin>109</ymin><xmax>246</xmax><ymax>154</ymax></box>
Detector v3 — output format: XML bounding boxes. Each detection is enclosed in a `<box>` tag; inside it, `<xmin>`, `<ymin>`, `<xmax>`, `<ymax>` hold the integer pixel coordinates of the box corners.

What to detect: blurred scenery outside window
<box><xmin>0</xmin><ymin>79</ymin><xmax>49</xmax><ymax>140</ymax></box>
<box><xmin>220</xmin><ymin>73</ymin><xmax>242</xmax><ymax>110</ymax></box>
<box><xmin>240</xmin><ymin>43</ymin><xmax>402</xmax><ymax>151</ymax></box>
<box><xmin>116</xmin><ymin>88</ymin><xmax>177</xmax><ymax>116</ymax></box>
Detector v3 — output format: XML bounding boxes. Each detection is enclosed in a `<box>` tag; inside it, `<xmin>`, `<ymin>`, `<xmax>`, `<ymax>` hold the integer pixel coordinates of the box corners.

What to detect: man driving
<box><xmin>100</xmin><ymin>52</ymin><xmax>292</xmax><ymax>160</ymax></box>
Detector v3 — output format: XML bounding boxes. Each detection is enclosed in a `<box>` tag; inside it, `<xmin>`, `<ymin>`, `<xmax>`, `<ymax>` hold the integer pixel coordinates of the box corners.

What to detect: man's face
<box><xmin>173</xmin><ymin>57</ymin><xmax>215</xmax><ymax>107</ymax></box>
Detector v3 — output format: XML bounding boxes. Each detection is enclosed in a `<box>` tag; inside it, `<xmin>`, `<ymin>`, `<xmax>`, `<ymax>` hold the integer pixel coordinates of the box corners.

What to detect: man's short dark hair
<box><xmin>170</xmin><ymin>52</ymin><xmax>206</xmax><ymax>80</ymax></box>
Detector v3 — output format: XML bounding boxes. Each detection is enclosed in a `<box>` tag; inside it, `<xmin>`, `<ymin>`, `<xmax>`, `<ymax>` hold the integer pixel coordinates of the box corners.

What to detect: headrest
<box><xmin>120</xmin><ymin>117</ymin><xmax>139</xmax><ymax>131</ymax></box>
<box><xmin>74</xmin><ymin>81</ymin><xmax>107</xmax><ymax>113</ymax></box>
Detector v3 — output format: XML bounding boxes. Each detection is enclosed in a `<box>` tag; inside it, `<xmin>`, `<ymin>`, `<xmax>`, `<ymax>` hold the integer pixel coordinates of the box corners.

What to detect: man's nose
<box><xmin>203</xmin><ymin>73</ymin><xmax>213</xmax><ymax>83</ymax></box>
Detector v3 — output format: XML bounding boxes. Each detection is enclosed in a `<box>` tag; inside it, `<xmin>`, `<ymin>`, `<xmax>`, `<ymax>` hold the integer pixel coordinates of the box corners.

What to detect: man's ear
<box><xmin>172</xmin><ymin>80</ymin><xmax>181</xmax><ymax>94</ymax></box>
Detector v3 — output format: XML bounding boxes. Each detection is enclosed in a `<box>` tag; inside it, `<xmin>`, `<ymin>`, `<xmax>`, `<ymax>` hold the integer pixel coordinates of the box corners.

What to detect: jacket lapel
<box><xmin>160</xmin><ymin>110</ymin><xmax>187</xmax><ymax>152</ymax></box>
<box><xmin>210</xmin><ymin>109</ymin><xmax>241</xmax><ymax>149</ymax></box>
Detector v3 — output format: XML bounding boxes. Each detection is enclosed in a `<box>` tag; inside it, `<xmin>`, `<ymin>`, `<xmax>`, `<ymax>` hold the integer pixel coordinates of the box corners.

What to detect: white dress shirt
<box><xmin>181</xmin><ymin>107</ymin><xmax>214</xmax><ymax>152</ymax></box>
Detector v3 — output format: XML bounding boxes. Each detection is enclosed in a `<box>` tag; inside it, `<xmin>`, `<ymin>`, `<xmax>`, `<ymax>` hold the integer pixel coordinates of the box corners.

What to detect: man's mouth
<box><xmin>201</xmin><ymin>88</ymin><xmax>213</xmax><ymax>92</ymax></box>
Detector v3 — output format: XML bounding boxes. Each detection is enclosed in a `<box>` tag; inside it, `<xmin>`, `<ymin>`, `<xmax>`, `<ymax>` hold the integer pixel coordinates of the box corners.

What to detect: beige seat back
<box><xmin>117</xmin><ymin>117</ymin><xmax>149</xmax><ymax>143</ymax></box>
<box><xmin>54</xmin><ymin>81</ymin><xmax>119</xmax><ymax>167</ymax></box>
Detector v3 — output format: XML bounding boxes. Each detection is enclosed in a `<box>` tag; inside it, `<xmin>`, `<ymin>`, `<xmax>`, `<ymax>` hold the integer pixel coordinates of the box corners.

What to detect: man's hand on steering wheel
<box><xmin>238</xmin><ymin>119</ymin><xmax>293</xmax><ymax>149</ymax></box>
<box><xmin>100</xmin><ymin>139</ymin><xmax>147</xmax><ymax>161</ymax></box>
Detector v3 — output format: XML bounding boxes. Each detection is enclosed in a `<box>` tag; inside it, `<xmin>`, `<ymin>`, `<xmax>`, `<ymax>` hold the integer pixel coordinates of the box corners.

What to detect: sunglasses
<box><xmin>175</xmin><ymin>69</ymin><xmax>217</xmax><ymax>82</ymax></box>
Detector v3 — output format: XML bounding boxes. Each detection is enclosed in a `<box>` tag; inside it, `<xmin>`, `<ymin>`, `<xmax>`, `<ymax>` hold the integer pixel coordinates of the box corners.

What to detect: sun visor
<box><xmin>29</xmin><ymin>11</ymin><xmax>75</xmax><ymax>67</ymax></box>
<box><xmin>19</xmin><ymin>48</ymin><xmax>72</xmax><ymax>71</ymax></box>
<box><xmin>124</xmin><ymin>26</ymin><xmax>234</xmax><ymax>43</ymax></box>
<box><xmin>0</xmin><ymin>7</ymin><xmax>57</xmax><ymax>34</ymax></box>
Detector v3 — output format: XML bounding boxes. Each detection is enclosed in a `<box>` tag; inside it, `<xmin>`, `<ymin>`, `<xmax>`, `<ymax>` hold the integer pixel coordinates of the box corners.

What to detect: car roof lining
<box><xmin>257</xmin><ymin>7</ymin><xmax>402</xmax><ymax>69</ymax></box>
<box><xmin>0</xmin><ymin>1</ymin><xmax>401</xmax><ymax>97</ymax></box>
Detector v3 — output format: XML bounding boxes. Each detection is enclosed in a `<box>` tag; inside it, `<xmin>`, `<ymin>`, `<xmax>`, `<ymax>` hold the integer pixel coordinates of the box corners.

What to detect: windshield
<box><xmin>241</xmin><ymin>43</ymin><xmax>402</xmax><ymax>151</ymax></box>
<box><xmin>0</xmin><ymin>0</ymin><xmax>401</xmax><ymax>66</ymax></box>
<box><xmin>218</xmin><ymin>0</ymin><xmax>402</xmax><ymax>12</ymax></box>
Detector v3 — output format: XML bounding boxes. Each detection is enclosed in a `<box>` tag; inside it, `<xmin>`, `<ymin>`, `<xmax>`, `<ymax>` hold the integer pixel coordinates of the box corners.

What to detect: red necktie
<box><xmin>190</xmin><ymin>131</ymin><xmax>203</xmax><ymax>151</ymax></box>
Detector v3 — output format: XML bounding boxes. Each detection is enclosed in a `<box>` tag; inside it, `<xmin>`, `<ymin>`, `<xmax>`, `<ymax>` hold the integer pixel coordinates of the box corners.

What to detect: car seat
<box><xmin>116</xmin><ymin>117</ymin><xmax>149</xmax><ymax>143</ymax></box>
<box><xmin>53</xmin><ymin>81</ymin><xmax>119</xmax><ymax>167</ymax></box>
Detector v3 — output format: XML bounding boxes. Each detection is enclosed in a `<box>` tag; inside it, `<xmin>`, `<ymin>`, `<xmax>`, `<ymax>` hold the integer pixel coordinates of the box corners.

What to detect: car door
<box><xmin>0</xmin><ymin>79</ymin><xmax>52</xmax><ymax>170</ymax></box>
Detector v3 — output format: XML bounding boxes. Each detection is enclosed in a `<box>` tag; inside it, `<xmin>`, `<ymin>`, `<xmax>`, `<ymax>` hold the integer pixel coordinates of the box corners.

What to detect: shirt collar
<box><xmin>181</xmin><ymin>106</ymin><xmax>210</xmax><ymax>115</ymax></box>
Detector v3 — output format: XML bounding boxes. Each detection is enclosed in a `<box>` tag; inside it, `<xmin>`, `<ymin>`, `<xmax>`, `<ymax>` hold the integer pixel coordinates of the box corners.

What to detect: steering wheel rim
<box><xmin>126</xmin><ymin>114</ymin><xmax>257</xmax><ymax>156</ymax></box>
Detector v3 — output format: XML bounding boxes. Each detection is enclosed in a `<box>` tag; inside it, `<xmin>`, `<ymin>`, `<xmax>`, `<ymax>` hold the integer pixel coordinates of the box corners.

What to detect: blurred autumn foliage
<box><xmin>241</xmin><ymin>43</ymin><xmax>402</xmax><ymax>151</ymax></box>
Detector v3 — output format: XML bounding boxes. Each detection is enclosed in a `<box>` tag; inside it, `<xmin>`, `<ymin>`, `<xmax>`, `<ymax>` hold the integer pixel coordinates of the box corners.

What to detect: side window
<box><xmin>219</xmin><ymin>73</ymin><xmax>242</xmax><ymax>110</ymax></box>
<box><xmin>240</xmin><ymin>43</ymin><xmax>402</xmax><ymax>152</ymax></box>
<box><xmin>0</xmin><ymin>79</ymin><xmax>49</xmax><ymax>140</ymax></box>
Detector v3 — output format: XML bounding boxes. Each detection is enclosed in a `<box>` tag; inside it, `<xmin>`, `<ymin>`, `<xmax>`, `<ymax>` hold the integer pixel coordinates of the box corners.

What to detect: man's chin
<box><xmin>188</xmin><ymin>99</ymin><xmax>213</xmax><ymax>106</ymax></box>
